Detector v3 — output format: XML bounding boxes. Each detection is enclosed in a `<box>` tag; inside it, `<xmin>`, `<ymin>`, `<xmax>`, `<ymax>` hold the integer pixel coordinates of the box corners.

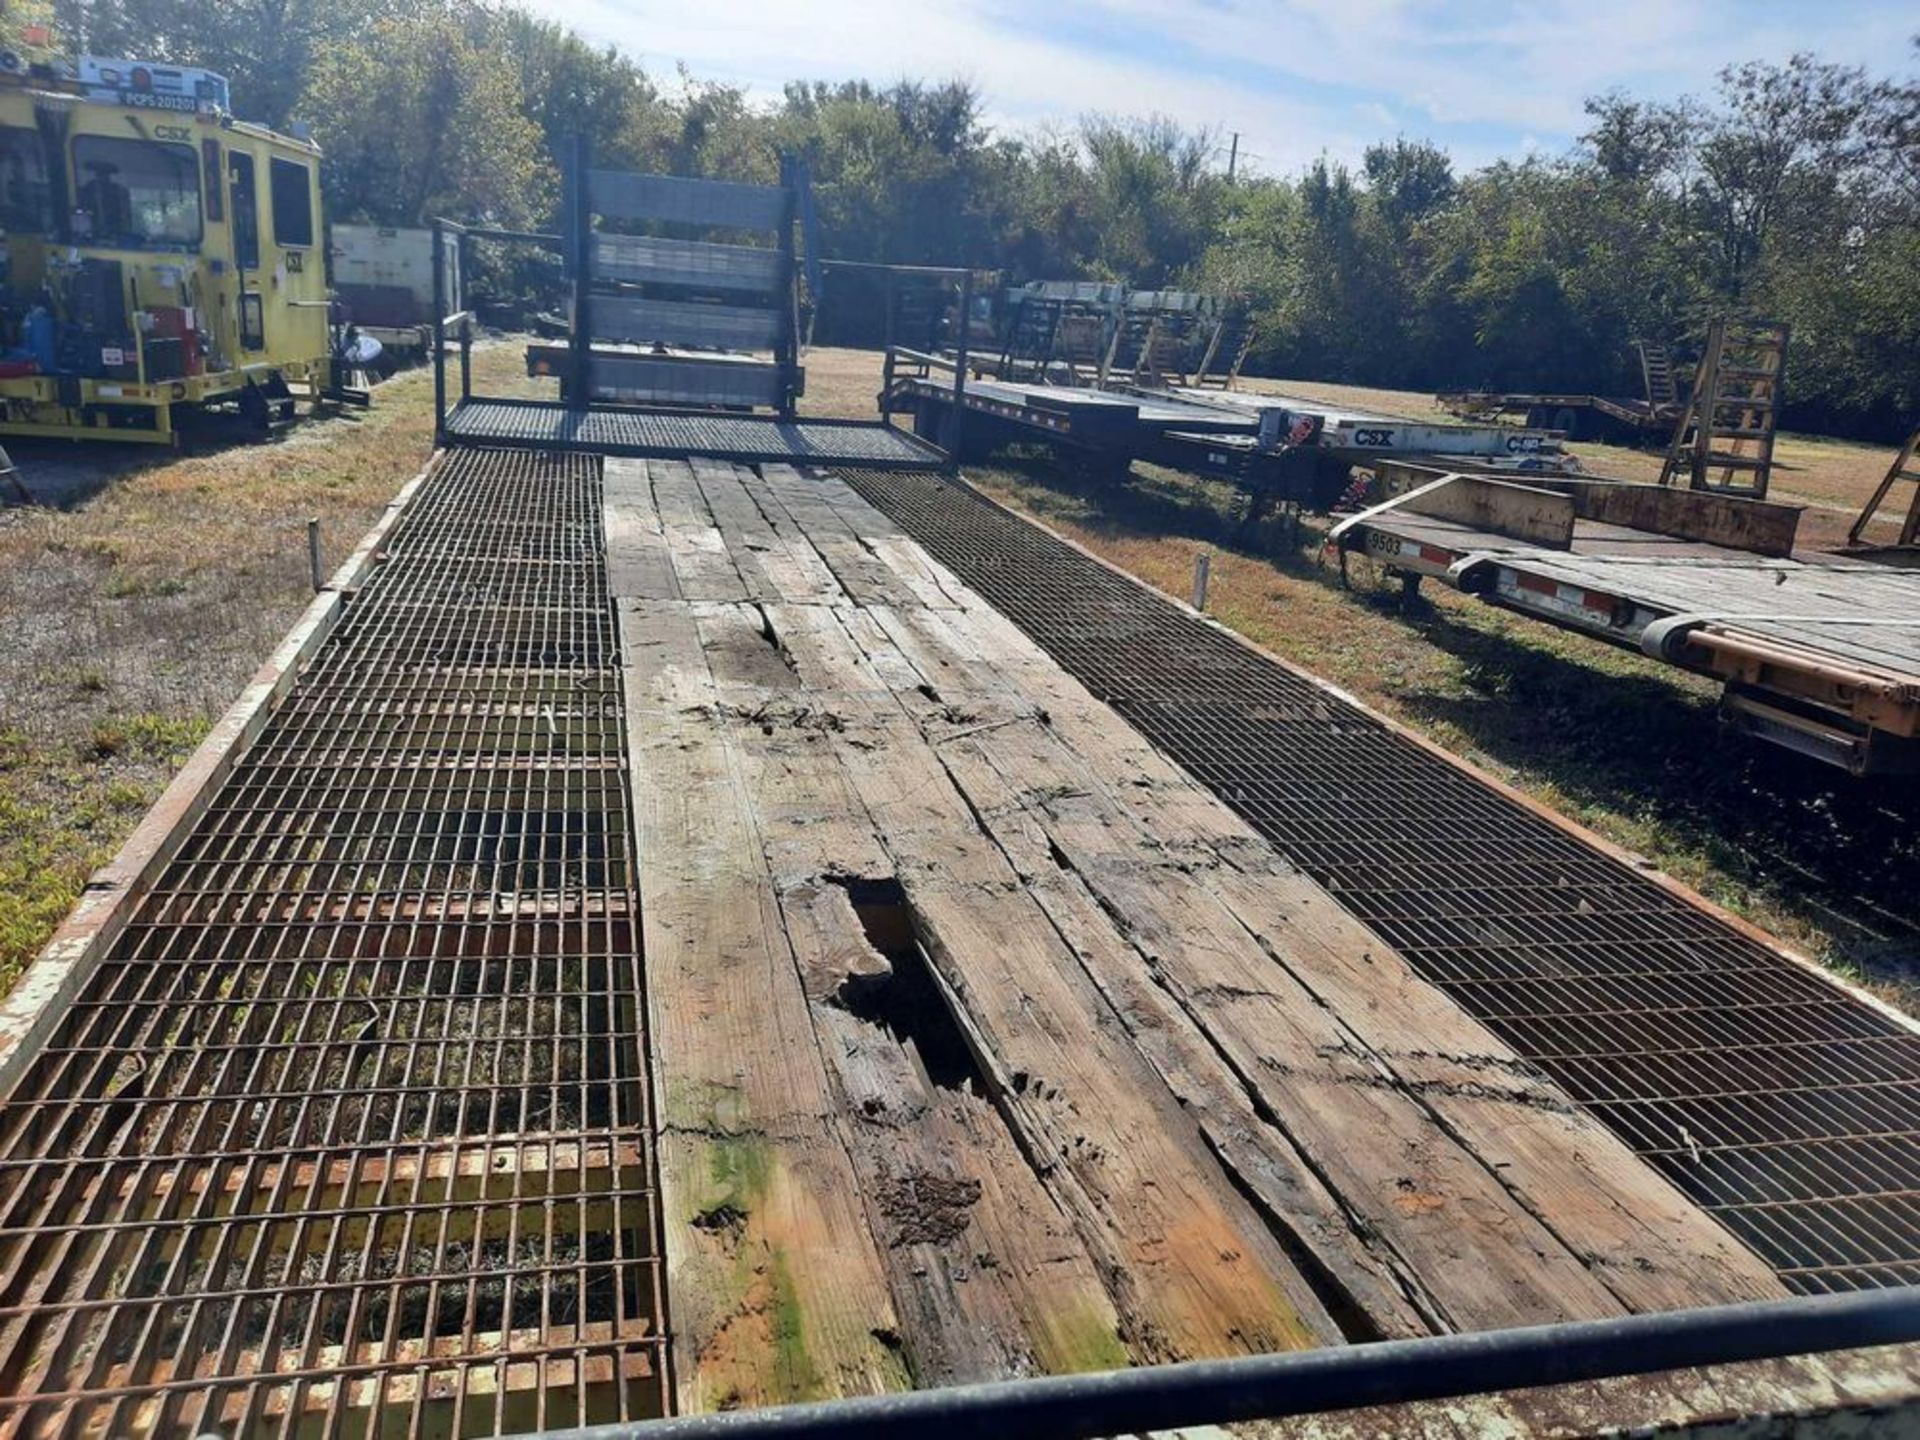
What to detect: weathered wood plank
<box><xmin>692</xmin><ymin>598</ymin><xmax>1133</xmax><ymax>1379</ymax></box>
<box><xmin>603</xmin><ymin>458</ymin><xmax>680</xmax><ymax>601</ymax></box>
<box><xmin>621</xmin><ymin>598</ymin><xmax>907</xmax><ymax>1411</ymax></box>
<box><xmin>690</xmin><ymin>458</ymin><xmax>785</xmax><ymax>602</ymax></box>
<box><xmin>697</xmin><ymin>463</ymin><xmax>843</xmax><ymax>605</ymax></box>
<box><xmin>766</xmin><ymin>600</ymin><xmax>1354</xmax><ymax>1358</ymax></box>
<box><xmin>752</xmin><ymin>465</ymin><xmax>937</xmax><ymax>609</ymax></box>
<box><xmin>651</xmin><ymin>458</ymin><xmax>752</xmax><ymax>602</ymax></box>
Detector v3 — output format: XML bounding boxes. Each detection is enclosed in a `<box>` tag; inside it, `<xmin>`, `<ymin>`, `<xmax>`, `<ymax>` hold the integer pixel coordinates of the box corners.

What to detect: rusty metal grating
<box><xmin>0</xmin><ymin>448</ymin><xmax>667</xmax><ymax>1437</ymax></box>
<box><xmin>846</xmin><ymin>468</ymin><xmax>1920</xmax><ymax>1296</ymax></box>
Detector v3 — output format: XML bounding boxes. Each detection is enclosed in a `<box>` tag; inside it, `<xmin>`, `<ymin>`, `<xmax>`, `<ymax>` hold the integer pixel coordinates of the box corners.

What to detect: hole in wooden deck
<box><xmin>829</xmin><ymin>879</ymin><xmax>987</xmax><ymax>1098</ymax></box>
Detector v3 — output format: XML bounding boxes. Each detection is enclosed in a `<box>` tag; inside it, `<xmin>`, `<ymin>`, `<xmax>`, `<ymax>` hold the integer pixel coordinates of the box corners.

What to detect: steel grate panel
<box><xmin>846</xmin><ymin>468</ymin><xmax>1920</xmax><ymax>1295</ymax></box>
<box><xmin>444</xmin><ymin>399</ymin><xmax>946</xmax><ymax>469</ymax></box>
<box><xmin>0</xmin><ymin>447</ymin><xmax>667</xmax><ymax>1436</ymax></box>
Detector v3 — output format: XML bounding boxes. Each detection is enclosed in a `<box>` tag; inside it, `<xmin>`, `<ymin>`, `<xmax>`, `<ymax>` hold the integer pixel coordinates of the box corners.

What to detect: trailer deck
<box><xmin>1336</xmin><ymin>465</ymin><xmax>1920</xmax><ymax>772</ymax></box>
<box><xmin>2</xmin><ymin>436</ymin><xmax>1918</xmax><ymax>1435</ymax></box>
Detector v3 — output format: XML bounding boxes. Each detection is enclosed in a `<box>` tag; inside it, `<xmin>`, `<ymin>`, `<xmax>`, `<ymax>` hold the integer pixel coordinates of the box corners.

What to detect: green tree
<box><xmin>300</xmin><ymin>6</ymin><xmax>552</xmax><ymax>226</ymax></box>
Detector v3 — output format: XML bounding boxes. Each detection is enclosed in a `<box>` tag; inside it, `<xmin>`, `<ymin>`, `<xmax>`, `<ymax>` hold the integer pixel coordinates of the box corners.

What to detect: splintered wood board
<box><xmin>608</xmin><ymin>456</ymin><xmax>1786</xmax><ymax>1411</ymax></box>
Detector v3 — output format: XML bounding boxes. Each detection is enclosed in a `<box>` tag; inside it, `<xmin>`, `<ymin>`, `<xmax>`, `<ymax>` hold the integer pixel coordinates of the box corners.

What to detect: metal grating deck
<box><xmin>445</xmin><ymin>399</ymin><xmax>945</xmax><ymax>469</ymax></box>
<box><xmin>846</xmin><ymin>468</ymin><xmax>1920</xmax><ymax>1296</ymax></box>
<box><xmin>0</xmin><ymin>449</ymin><xmax>667</xmax><ymax>1437</ymax></box>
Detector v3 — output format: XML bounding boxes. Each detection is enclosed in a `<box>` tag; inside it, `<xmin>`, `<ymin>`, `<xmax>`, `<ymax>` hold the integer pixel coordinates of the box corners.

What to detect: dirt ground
<box><xmin>2</xmin><ymin>341</ymin><xmax>1913</xmax><ymax>1012</ymax></box>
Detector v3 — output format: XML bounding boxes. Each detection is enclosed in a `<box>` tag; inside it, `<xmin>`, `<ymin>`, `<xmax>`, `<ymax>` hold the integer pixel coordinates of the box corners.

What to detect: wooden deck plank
<box><xmin>767</xmin><ymin>600</ymin><xmax>1349</xmax><ymax>1359</ymax></box>
<box><xmin>603</xmin><ymin>459</ymin><xmax>681</xmax><ymax>601</ymax></box>
<box><xmin>689</xmin><ymin>598</ymin><xmax>1133</xmax><ymax>1383</ymax></box>
<box><xmin>689</xmin><ymin>458</ymin><xmax>786</xmax><ymax>602</ymax></box>
<box><xmin>696</xmin><ymin>463</ymin><xmax>843</xmax><ymax>605</ymax></box>
<box><xmin>625</xmin><ymin>462</ymin><xmax>1792</xmax><ymax>1408</ymax></box>
<box><xmin>649</xmin><ymin>458</ymin><xmax>753</xmax><ymax>602</ymax></box>
<box><xmin>620</xmin><ymin>598</ymin><xmax>907</xmax><ymax>1412</ymax></box>
<box><xmin>753</xmin><ymin>464</ymin><xmax>943</xmax><ymax>610</ymax></box>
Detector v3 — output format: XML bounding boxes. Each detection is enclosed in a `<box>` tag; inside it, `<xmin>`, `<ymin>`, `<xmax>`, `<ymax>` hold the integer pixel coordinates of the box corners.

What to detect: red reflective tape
<box><xmin>1417</xmin><ymin>544</ymin><xmax>1452</xmax><ymax>566</ymax></box>
<box><xmin>1516</xmin><ymin>572</ymin><xmax>1557</xmax><ymax>596</ymax></box>
<box><xmin>1579</xmin><ymin>589</ymin><xmax>1615</xmax><ymax>615</ymax></box>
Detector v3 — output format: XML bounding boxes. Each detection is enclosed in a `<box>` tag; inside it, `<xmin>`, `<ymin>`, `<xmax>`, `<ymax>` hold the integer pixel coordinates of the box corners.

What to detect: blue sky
<box><xmin>523</xmin><ymin>0</ymin><xmax>1919</xmax><ymax>175</ymax></box>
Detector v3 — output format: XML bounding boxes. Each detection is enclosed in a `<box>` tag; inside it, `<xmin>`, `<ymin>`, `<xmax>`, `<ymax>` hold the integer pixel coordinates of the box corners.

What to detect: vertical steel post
<box><xmin>1191</xmin><ymin>551</ymin><xmax>1211</xmax><ymax>612</ymax></box>
<box><xmin>568</xmin><ymin>132</ymin><xmax>594</xmax><ymax>410</ymax></box>
<box><xmin>458</xmin><ymin>233</ymin><xmax>473</xmax><ymax>402</ymax></box>
<box><xmin>880</xmin><ymin>270</ymin><xmax>898</xmax><ymax>428</ymax></box>
<box><xmin>431</xmin><ymin>218</ymin><xmax>447</xmax><ymax>442</ymax></box>
<box><xmin>307</xmin><ymin>517</ymin><xmax>323</xmax><ymax>593</ymax></box>
<box><xmin>776</xmin><ymin>153</ymin><xmax>800</xmax><ymax>419</ymax></box>
<box><xmin>947</xmin><ymin>270</ymin><xmax>972</xmax><ymax>474</ymax></box>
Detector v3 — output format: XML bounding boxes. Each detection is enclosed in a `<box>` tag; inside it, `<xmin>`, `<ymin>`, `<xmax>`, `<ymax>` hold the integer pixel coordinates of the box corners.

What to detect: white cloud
<box><xmin>521</xmin><ymin>0</ymin><xmax>1920</xmax><ymax>174</ymax></box>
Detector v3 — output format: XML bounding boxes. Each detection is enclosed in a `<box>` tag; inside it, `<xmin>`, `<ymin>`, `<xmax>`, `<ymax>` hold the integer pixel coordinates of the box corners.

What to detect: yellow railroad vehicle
<box><xmin>0</xmin><ymin>55</ymin><xmax>333</xmax><ymax>443</ymax></box>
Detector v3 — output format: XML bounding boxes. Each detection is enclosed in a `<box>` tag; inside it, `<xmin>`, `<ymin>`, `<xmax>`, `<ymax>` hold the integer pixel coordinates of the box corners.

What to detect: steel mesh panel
<box><xmin>444</xmin><ymin>400</ymin><xmax>945</xmax><ymax>469</ymax></box>
<box><xmin>846</xmin><ymin>467</ymin><xmax>1920</xmax><ymax>1296</ymax></box>
<box><xmin>0</xmin><ymin>448</ymin><xmax>667</xmax><ymax>1437</ymax></box>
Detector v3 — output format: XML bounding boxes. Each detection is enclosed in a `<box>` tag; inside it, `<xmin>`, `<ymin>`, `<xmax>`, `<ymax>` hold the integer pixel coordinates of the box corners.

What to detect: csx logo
<box><xmin>1505</xmin><ymin>435</ymin><xmax>1543</xmax><ymax>452</ymax></box>
<box><xmin>154</xmin><ymin>125</ymin><xmax>191</xmax><ymax>141</ymax></box>
<box><xmin>1353</xmin><ymin>428</ymin><xmax>1395</xmax><ymax>447</ymax></box>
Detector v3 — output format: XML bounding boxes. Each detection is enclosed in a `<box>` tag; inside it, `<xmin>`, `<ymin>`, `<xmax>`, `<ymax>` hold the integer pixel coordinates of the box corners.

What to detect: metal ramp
<box><xmin>1659</xmin><ymin>318</ymin><xmax>1789</xmax><ymax>497</ymax></box>
<box><xmin>1102</xmin><ymin>305</ymin><xmax>1204</xmax><ymax>387</ymax></box>
<box><xmin>1849</xmin><ymin>424</ymin><xmax>1920</xmax><ymax>553</ymax></box>
<box><xmin>550</xmin><ymin>153</ymin><xmax>807</xmax><ymax>414</ymax></box>
<box><xmin>1192</xmin><ymin>308</ymin><xmax>1256</xmax><ymax>390</ymax></box>
<box><xmin>442</xmin><ymin>398</ymin><xmax>945</xmax><ymax>469</ymax></box>
<box><xmin>426</xmin><ymin>160</ymin><xmax>955</xmax><ymax>472</ymax></box>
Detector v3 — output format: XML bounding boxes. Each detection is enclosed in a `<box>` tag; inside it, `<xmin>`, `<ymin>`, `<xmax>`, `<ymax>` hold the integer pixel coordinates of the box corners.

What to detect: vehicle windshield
<box><xmin>71</xmin><ymin>136</ymin><xmax>202</xmax><ymax>248</ymax></box>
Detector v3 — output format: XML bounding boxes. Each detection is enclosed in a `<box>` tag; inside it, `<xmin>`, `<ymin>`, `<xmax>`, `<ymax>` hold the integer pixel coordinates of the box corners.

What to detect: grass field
<box><xmin>1</xmin><ymin>342</ymin><xmax>1913</xmax><ymax>1012</ymax></box>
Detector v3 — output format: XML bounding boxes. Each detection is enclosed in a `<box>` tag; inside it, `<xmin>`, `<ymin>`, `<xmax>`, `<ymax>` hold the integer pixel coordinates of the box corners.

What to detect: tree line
<box><xmin>22</xmin><ymin>0</ymin><xmax>1920</xmax><ymax>439</ymax></box>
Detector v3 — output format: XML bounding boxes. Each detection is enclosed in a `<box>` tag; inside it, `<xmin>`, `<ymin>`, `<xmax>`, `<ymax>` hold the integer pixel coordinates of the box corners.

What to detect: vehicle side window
<box><xmin>0</xmin><ymin>126</ymin><xmax>51</xmax><ymax>232</ymax></box>
<box><xmin>229</xmin><ymin>152</ymin><xmax>258</xmax><ymax>270</ymax></box>
<box><xmin>269</xmin><ymin>157</ymin><xmax>312</xmax><ymax>248</ymax></box>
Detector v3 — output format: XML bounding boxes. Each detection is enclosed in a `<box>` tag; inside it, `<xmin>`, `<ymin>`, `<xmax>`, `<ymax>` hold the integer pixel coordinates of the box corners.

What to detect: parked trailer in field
<box><xmin>885</xmin><ymin>361</ymin><xmax>1567</xmax><ymax>517</ymax></box>
<box><xmin>1439</xmin><ymin>340</ymin><xmax>1686</xmax><ymax>443</ymax></box>
<box><xmin>1334</xmin><ymin>458</ymin><xmax>1920</xmax><ymax>774</ymax></box>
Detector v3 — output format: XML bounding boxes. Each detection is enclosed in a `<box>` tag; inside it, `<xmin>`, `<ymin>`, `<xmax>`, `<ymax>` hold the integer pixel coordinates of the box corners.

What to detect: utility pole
<box><xmin>1227</xmin><ymin>132</ymin><xmax>1239</xmax><ymax>182</ymax></box>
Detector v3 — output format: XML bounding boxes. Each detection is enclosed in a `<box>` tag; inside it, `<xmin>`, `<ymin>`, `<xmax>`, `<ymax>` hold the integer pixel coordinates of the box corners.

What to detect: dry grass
<box><xmin>800</xmin><ymin>346</ymin><xmax>1919</xmax><ymax>1010</ymax></box>
<box><xmin>0</xmin><ymin>345</ymin><xmax>542</xmax><ymax>993</ymax></box>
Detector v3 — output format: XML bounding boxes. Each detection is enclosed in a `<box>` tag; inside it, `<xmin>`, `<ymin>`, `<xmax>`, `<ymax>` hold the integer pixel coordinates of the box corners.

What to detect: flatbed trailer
<box><xmin>7</xmin><ymin>150</ymin><xmax>1917</xmax><ymax>1439</ymax></box>
<box><xmin>1337</xmin><ymin>459</ymin><xmax>1920</xmax><ymax>773</ymax></box>
<box><xmin>885</xmin><ymin>359</ymin><xmax>1565</xmax><ymax>508</ymax></box>
<box><xmin>1438</xmin><ymin>388</ymin><xmax>1680</xmax><ymax>441</ymax></box>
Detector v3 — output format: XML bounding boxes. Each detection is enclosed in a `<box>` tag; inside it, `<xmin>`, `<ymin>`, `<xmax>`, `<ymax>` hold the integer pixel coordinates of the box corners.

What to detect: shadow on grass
<box><xmin>975</xmin><ymin>448</ymin><xmax>1920</xmax><ymax>990</ymax></box>
<box><xmin>2</xmin><ymin>439</ymin><xmax>179</xmax><ymax>511</ymax></box>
